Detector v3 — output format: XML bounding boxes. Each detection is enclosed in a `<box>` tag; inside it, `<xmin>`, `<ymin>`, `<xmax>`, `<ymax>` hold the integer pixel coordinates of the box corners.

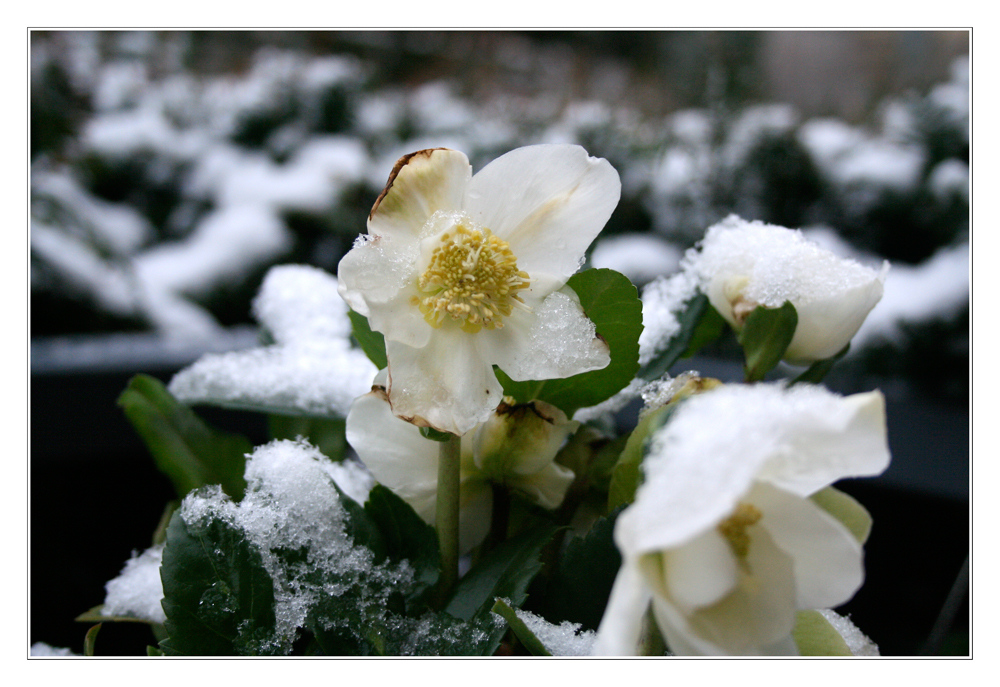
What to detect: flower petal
<box><xmin>480</xmin><ymin>288</ymin><xmax>610</xmax><ymax>382</ymax></box>
<box><xmin>507</xmin><ymin>461</ymin><xmax>575</xmax><ymax>510</ymax></box>
<box><xmin>367</xmin><ymin>148</ymin><xmax>471</xmax><ymax>240</ymax></box>
<box><xmin>462</xmin><ymin>144</ymin><xmax>621</xmax><ymax>283</ymax></box>
<box><xmin>661</xmin><ymin>529</ymin><xmax>739</xmax><ymax>612</ymax></box>
<box><xmin>591</xmin><ymin>559</ymin><xmax>653</xmax><ymax>656</ymax></box>
<box><xmin>749</xmin><ymin>482</ymin><xmax>865</xmax><ymax>609</ymax></box>
<box><xmin>386</xmin><ymin>331</ymin><xmax>502</xmax><ymax>436</ymax></box>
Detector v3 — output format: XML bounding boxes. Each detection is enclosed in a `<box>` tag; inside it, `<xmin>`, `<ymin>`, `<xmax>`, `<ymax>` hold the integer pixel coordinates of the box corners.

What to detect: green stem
<box><xmin>435</xmin><ymin>432</ymin><xmax>462</xmax><ymax>602</ymax></box>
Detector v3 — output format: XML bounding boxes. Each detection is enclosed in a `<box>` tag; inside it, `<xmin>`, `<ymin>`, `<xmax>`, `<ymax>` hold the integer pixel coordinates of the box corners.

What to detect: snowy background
<box><xmin>30</xmin><ymin>31</ymin><xmax>969</xmax><ymax>656</ymax></box>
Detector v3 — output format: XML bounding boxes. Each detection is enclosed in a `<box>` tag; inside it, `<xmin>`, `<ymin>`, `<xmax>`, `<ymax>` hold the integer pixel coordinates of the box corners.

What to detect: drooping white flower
<box><xmin>592</xmin><ymin>383</ymin><xmax>890</xmax><ymax>656</ymax></box>
<box><xmin>338</xmin><ymin>145</ymin><xmax>619</xmax><ymax>435</ymax></box>
<box><xmin>345</xmin><ymin>371</ymin><xmax>578</xmax><ymax>553</ymax></box>
<box><xmin>690</xmin><ymin>215</ymin><xmax>889</xmax><ymax>364</ymax></box>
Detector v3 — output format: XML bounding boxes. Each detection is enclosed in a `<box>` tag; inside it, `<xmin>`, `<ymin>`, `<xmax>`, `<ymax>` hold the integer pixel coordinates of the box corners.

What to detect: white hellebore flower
<box><xmin>592</xmin><ymin>383</ymin><xmax>890</xmax><ymax>656</ymax></box>
<box><xmin>346</xmin><ymin>371</ymin><xmax>579</xmax><ymax>553</ymax></box>
<box><xmin>692</xmin><ymin>215</ymin><xmax>889</xmax><ymax>363</ymax></box>
<box><xmin>338</xmin><ymin>145</ymin><xmax>619</xmax><ymax>436</ymax></box>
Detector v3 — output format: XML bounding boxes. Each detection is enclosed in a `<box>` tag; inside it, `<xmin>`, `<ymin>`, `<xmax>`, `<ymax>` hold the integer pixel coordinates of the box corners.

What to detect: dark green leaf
<box><xmin>159</xmin><ymin>509</ymin><xmax>279</xmax><ymax>656</ymax></box>
<box><xmin>639</xmin><ymin>292</ymin><xmax>724</xmax><ymax>381</ymax></box>
<box><xmin>738</xmin><ymin>301</ymin><xmax>798</xmax><ymax>382</ymax></box>
<box><xmin>363</xmin><ymin>485</ymin><xmax>440</xmax><ymax>593</ymax></box>
<box><xmin>538</xmin><ymin>508</ymin><xmax>623</xmax><ymax>631</ymax></box>
<box><xmin>497</xmin><ymin>269</ymin><xmax>642</xmax><ymax>417</ymax></box>
<box><xmin>268</xmin><ymin>415</ymin><xmax>347</xmax><ymax>461</ymax></box>
<box><xmin>118</xmin><ymin>374</ymin><xmax>250</xmax><ymax>500</ymax></box>
<box><xmin>146</xmin><ymin>645</ymin><xmax>164</xmax><ymax>656</ymax></box>
<box><xmin>445</xmin><ymin>523</ymin><xmax>559</xmax><ymax>623</ymax></box>
<box><xmin>420</xmin><ymin>426</ymin><xmax>454</xmax><ymax>442</ymax></box>
<box><xmin>490</xmin><ymin>598</ymin><xmax>551</xmax><ymax>656</ymax></box>
<box><xmin>348</xmin><ymin>309</ymin><xmax>387</xmax><ymax>370</ymax></box>
<box><xmin>790</xmin><ymin>344</ymin><xmax>850</xmax><ymax>385</ymax></box>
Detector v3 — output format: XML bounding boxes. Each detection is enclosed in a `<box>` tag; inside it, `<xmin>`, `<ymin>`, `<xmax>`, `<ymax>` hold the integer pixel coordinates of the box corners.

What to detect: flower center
<box><xmin>416</xmin><ymin>221</ymin><xmax>530</xmax><ymax>333</ymax></box>
<box><xmin>716</xmin><ymin>502</ymin><xmax>762</xmax><ymax>560</ymax></box>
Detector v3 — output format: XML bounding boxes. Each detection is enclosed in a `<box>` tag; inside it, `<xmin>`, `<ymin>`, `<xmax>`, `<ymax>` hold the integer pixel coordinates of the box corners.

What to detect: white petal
<box><xmin>367</xmin><ymin>148</ymin><xmax>471</xmax><ymax>240</ymax></box>
<box><xmin>661</xmin><ymin>529</ymin><xmax>739</xmax><ymax>612</ymax></box>
<box><xmin>480</xmin><ymin>288</ymin><xmax>610</xmax><ymax>382</ymax></box>
<box><xmin>591</xmin><ymin>559</ymin><xmax>652</xmax><ymax>656</ymax></box>
<box><xmin>462</xmin><ymin>144</ymin><xmax>621</xmax><ymax>283</ymax></box>
<box><xmin>336</xmin><ymin>234</ymin><xmax>431</xmax><ymax>349</ymax></box>
<box><xmin>385</xmin><ymin>331</ymin><xmax>502</xmax><ymax>436</ymax></box>
<box><xmin>757</xmin><ymin>389</ymin><xmax>891</xmax><ymax>496</ymax></box>
<box><xmin>749</xmin><ymin>482</ymin><xmax>865</xmax><ymax>609</ymax></box>
<box><xmin>344</xmin><ymin>388</ymin><xmax>440</xmax><ymax>522</ymax></box>
<box><xmin>507</xmin><ymin>461</ymin><xmax>575</xmax><ymax>510</ymax></box>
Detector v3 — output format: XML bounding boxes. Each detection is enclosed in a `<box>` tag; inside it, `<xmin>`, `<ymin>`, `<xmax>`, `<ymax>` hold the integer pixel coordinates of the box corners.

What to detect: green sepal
<box><xmin>496</xmin><ymin>269</ymin><xmax>642</xmax><ymax>417</ymax></box>
<box><xmin>348</xmin><ymin>309</ymin><xmax>387</xmax><ymax>370</ymax></box>
<box><xmin>792</xmin><ymin>610</ymin><xmax>854</xmax><ymax>656</ymax></box>
<box><xmin>83</xmin><ymin>623</ymin><xmax>101</xmax><ymax>656</ymax></box>
<box><xmin>790</xmin><ymin>344</ymin><xmax>850</xmax><ymax>385</ymax></box>
<box><xmin>118</xmin><ymin>374</ymin><xmax>250</xmax><ymax>500</ymax></box>
<box><xmin>738</xmin><ymin>301</ymin><xmax>798</xmax><ymax>382</ymax></box>
<box><xmin>810</xmin><ymin>486</ymin><xmax>873</xmax><ymax>544</ymax></box>
<box><xmin>639</xmin><ymin>292</ymin><xmax>725</xmax><ymax>381</ymax></box>
<box><xmin>608</xmin><ymin>404</ymin><xmax>677</xmax><ymax>511</ymax></box>
<box><xmin>490</xmin><ymin>598</ymin><xmax>551</xmax><ymax>656</ymax></box>
<box><xmin>420</xmin><ymin>426</ymin><xmax>455</xmax><ymax>442</ymax></box>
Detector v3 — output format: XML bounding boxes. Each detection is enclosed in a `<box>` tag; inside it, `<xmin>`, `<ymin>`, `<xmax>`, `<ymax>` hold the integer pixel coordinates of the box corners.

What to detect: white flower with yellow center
<box><xmin>346</xmin><ymin>371</ymin><xmax>578</xmax><ymax>553</ymax></box>
<box><xmin>338</xmin><ymin>145</ymin><xmax>619</xmax><ymax>436</ymax></box>
<box><xmin>692</xmin><ymin>215</ymin><xmax>889</xmax><ymax>364</ymax></box>
<box><xmin>592</xmin><ymin>383</ymin><xmax>890</xmax><ymax>656</ymax></box>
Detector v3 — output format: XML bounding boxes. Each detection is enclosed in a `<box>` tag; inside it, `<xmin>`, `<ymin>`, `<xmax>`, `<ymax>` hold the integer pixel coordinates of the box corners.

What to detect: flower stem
<box><xmin>435</xmin><ymin>432</ymin><xmax>462</xmax><ymax>601</ymax></box>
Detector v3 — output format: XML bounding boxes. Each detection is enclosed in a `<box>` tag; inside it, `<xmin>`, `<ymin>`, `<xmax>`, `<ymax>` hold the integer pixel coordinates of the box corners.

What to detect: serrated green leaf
<box><xmin>363</xmin><ymin>485</ymin><xmax>440</xmax><ymax>593</ymax></box>
<box><xmin>118</xmin><ymin>374</ymin><xmax>250</xmax><ymax>500</ymax></box>
<box><xmin>491</xmin><ymin>598</ymin><xmax>551</xmax><ymax>656</ymax></box>
<box><xmin>497</xmin><ymin>269</ymin><xmax>642</xmax><ymax>417</ymax></box>
<box><xmin>639</xmin><ymin>292</ymin><xmax>725</xmax><ymax>381</ymax></box>
<box><xmin>538</xmin><ymin>508</ymin><xmax>623</xmax><ymax>631</ymax></box>
<box><xmin>738</xmin><ymin>301</ymin><xmax>798</xmax><ymax>382</ymax></box>
<box><xmin>348</xmin><ymin>309</ymin><xmax>387</xmax><ymax>370</ymax></box>
<box><xmin>159</xmin><ymin>509</ymin><xmax>278</xmax><ymax>656</ymax></box>
<box><xmin>810</xmin><ymin>486</ymin><xmax>873</xmax><ymax>544</ymax></box>
<box><xmin>445</xmin><ymin>523</ymin><xmax>559</xmax><ymax>622</ymax></box>
<box><xmin>269</xmin><ymin>415</ymin><xmax>347</xmax><ymax>462</ymax></box>
<box><xmin>792</xmin><ymin>610</ymin><xmax>853</xmax><ymax>656</ymax></box>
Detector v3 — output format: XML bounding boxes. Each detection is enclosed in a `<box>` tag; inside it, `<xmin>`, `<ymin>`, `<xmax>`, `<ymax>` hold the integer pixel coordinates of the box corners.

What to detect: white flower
<box><xmin>338</xmin><ymin>145</ymin><xmax>619</xmax><ymax>435</ymax></box>
<box><xmin>345</xmin><ymin>371</ymin><xmax>578</xmax><ymax>553</ymax></box>
<box><xmin>691</xmin><ymin>215</ymin><xmax>889</xmax><ymax>363</ymax></box>
<box><xmin>593</xmin><ymin>383</ymin><xmax>890</xmax><ymax>656</ymax></box>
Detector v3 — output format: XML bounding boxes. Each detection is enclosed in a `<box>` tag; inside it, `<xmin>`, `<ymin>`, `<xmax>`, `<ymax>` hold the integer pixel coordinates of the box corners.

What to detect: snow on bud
<box><xmin>691</xmin><ymin>215</ymin><xmax>888</xmax><ymax>363</ymax></box>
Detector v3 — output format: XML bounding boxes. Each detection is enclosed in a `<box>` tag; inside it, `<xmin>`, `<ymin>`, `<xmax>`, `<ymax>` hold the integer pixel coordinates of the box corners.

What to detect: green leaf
<box><xmin>538</xmin><ymin>508</ymin><xmax>623</xmax><ymax>631</ymax></box>
<box><xmin>146</xmin><ymin>645</ymin><xmax>164</xmax><ymax>656</ymax></box>
<box><xmin>83</xmin><ymin>623</ymin><xmax>101</xmax><ymax>656</ymax></box>
<box><xmin>497</xmin><ymin>269</ymin><xmax>642</xmax><ymax>417</ymax></box>
<box><xmin>76</xmin><ymin>605</ymin><xmax>153</xmax><ymax>625</ymax></box>
<box><xmin>490</xmin><ymin>599</ymin><xmax>551</xmax><ymax>656</ymax></box>
<box><xmin>639</xmin><ymin>292</ymin><xmax>725</xmax><ymax>381</ymax></box>
<box><xmin>790</xmin><ymin>344</ymin><xmax>850</xmax><ymax>385</ymax></box>
<box><xmin>363</xmin><ymin>485</ymin><xmax>440</xmax><ymax>595</ymax></box>
<box><xmin>158</xmin><ymin>509</ymin><xmax>279</xmax><ymax>656</ymax></box>
<box><xmin>738</xmin><ymin>301</ymin><xmax>798</xmax><ymax>382</ymax></box>
<box><xmin>348</xmin><ymin>309</ymin><xmax>387</xmax><ymax>370</ymax></box>
<box><xmin>810</xmin><ymin>486</ymin><xmax>873</xmax><ymax>544</ymax></box>
<box><xmin>445</xmin><ymin>523</ymin><xmax>559</xmax><ymax>623</ymax></box>
<box><xmin>118</xmin><ymin>374</ymin><xmax>250</xmax><ymax>500</ymax></box>
<box><xmin>608</xmin><ymin>404</ymin><xmax>676</xmax><ymax>511</ymax></box>
<box><xmin>792</xmin><ymin>610</ymin><xmax>853</xmax><ymax>656</ymax></box>
<box><xmin>269</xmin><ymin>415</ymin><xmax>347</xmax><ymax>462</ymax></box>
<box><xmin>419</xmin><ymin>426</ymin><xmax>454</xmax><ymax>442</ymax></box>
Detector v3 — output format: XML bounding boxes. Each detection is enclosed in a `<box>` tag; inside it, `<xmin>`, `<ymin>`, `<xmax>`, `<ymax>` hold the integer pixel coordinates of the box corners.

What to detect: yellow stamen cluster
<box><xmin>717</xmin><ymin>502</ymin><xmax>763</xmax><ymax>560</ymax></box>
<box><xmin>416</xmin><ymin>224</ymin><xmax>530</xmax><ymax>333</ymax></box>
